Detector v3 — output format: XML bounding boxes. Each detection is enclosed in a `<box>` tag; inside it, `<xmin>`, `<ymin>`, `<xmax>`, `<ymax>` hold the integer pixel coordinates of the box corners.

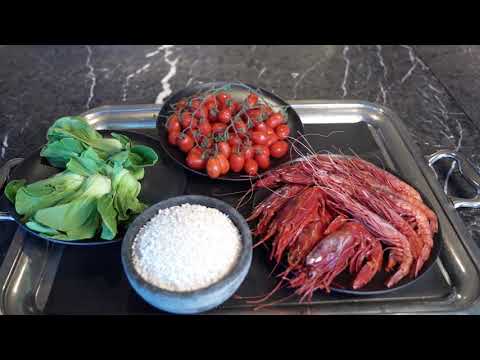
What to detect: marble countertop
<box><xmin>1</xmin><ymin>45</ymin><xmax>479</xmax><ymax>245</ymax></box>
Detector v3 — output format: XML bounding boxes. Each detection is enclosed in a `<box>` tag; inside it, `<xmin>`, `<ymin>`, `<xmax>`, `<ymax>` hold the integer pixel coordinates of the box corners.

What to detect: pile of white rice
<box><xmin>132</xmin><ymin>203</ymin><xmax>242</xmax><ymax>292</ymax></box>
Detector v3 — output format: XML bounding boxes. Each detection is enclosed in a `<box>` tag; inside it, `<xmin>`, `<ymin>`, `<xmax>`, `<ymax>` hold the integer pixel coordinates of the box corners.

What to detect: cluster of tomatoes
<box><xmin>165</xmin><ymin>90</ymin><xmax>290</xmax><ymax>179</ymax></box>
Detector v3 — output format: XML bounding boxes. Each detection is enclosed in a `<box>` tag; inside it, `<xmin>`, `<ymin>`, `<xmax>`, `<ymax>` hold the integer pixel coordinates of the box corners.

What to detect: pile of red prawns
<box><xmin>247</xmin><ymin>154</ymin><xmax>438</xmax><ymax>301</ymax></box>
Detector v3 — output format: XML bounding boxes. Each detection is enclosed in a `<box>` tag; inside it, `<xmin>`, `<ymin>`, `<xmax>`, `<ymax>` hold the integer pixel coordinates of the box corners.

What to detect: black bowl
<box><xmin>156</xmin><ymin>81</ymin><xmax>305</xmax><ymax>181</ymax></box>
<box><xmin>121</xmin><ymin>195</ymin><xmax>253</xmax><ymax>314</ymax></box>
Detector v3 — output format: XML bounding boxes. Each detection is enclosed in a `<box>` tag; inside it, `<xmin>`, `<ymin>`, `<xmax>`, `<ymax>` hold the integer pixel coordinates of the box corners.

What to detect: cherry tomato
<box><xmin>198</xmin><ymin>119</ymin><xmax>212</xmax><ymax>136</ymax></box>
<box><xmin>265</xmin><ymin>112</ymin><xmax>285</xmax><ymax>129</ymax></box>
<box><xmin>259</xmin><ymin>104</ymin><xmax>273</xmax><ymax>117</ymax></box>
<box><xmin>218</xmin><ymin>109</ymin><xmax>232</xmax><ymax>124</ymax></box>
<box><xmin>231</xmin><ymin>101</ymin><xmax>242</xmax><ymax>115</ymax></box>
<box><xmin>244</xmin><ymin>108</ymin><xmax>261</xmax><ymax>122</ymax></box>
<box><xmin>228</xmin><ymin>134</ymin><xmax>243</xmax><ymax>147</ymax></box>
<box><xmin>251</xmin><ymin>131</ymin><xmax>269</xmax><ymax>145</ymax></box>
<box><xmin>180</xmin><ymin>112</ymin><xmax>197</xmax><ymax>129</ymax></box>
<box><xmin>208</xmin><ymin>109</ymin><xmax>218</xmax><ymax>122</ymax></box>
<box><xmin>246</xmin><ymin>93</ymin><xmax>258</xmax><ymax>107</ymax></box>
<box><xmin>216</xmin><ymin>154</ymin><xmax>230</xmax><ymax>175</ymax></box>
<box><xmin>275</xmin><ymin>124</ymin><xmax>290</xmax><ymax>140</ymax></box>
<box><xmin>204</xmin><ymin>95</ymin><xmax>217</xmax><ymax>108</ymax></box>
<box><xmin>229</xmin><ymin>152</ymin><xmax>245</xmax><ymax>173</ymax></box>
<box><xmin>244</xmin><ymin>159</ymin><xmax>258</xmax><ymax>176</ymax></box>
<box><xmin>270</xmin><ymin>140</ymin><xmax>289</xmax><ymax>159</ymax></box>
<box><xmin>186</xmin><ymin>151</ymin><xmax>206</xmax><ymax>170</ymax></box>
<box><xmin>242</xmin><ymin>145</ymin><xmax>254</xmax><ymax>160</ymax></box>
<box><xmin>176</xmin><ymin>134</ymin><xmax>195</xmax><ymax>153</ymax></box>
<box><xmin>265</xmin><ymin>126</ymin><xmax>275</xmax><ymax>136</ymax></box>
<box><xmin>212</xmin><ymin>122</ymin><xmax>227</xmax><ymax>135</ymax></box>
<box><xmin>234</xmin><ymin>119</ymin><xmax>247</xmax><ymax>134</ymax></box>
<box><xmin>254</xmin><ymin>122</ymin><xmax>268</xmax><ymax>133</ymax></box>
<box><xmin>266</xmin><ymin>132</ymin><xmax>279</xmax><ymax>147</ymax></box>
<box><xmin>190</xmin><ymin>98</ymin><xmax>202</xmax><ymax>110</ymax></box>
<box><xmin>255</xmin><ymin>153</ymin><xmax>270</xmax><ymax>170</ymax></box>
<box><xmin>217</xmin><ymin>141</ymin><xmax>231</xmax><ymax>158</ymax></box>
<box><xmin>189</xmin><ymin>146</ymin><xmax>204</xmax><ymax>158</ymax></box>
<box><xmin>253</xmin><ymin>144</ymin><xmax>270</xmax><ymax>158</ymax></box>
<box><xmin>207</xmin><ymin>157</ymin><xmax>222</xmax><ymax>179</ymax></box>
<box><xmin>216</xmin><ymin>93</ymin><xmax>231</xmax><ymax>109</ymax></box>
<box><xmin>168</xmin><ymin>130</ymin><xmax>180</xmax><ymax>146</ymax></box>
<box><xmin>167</xmin><ymin>114</ymin><xmax>181</xmax><ymax>133</ymax></box>
<box><xmin>193</xmin><ymin>105</ymin><xmax>209</xmax><ymax>120</ymax></box>
<box><xmin>198</xmin><ymin>135</ymin><xmax>213</xmax><ymax>149</ymax></box>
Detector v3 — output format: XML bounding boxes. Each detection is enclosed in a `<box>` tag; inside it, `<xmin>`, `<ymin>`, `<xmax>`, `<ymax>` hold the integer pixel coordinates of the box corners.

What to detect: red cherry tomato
<box><xmin>251</xmin><ymin>131</ymin><xmax>269</xmax><ymax>145</ymax></box>
<box><xmin>229</xmin><ymin>152</ymin><xmax>245</xmax><ymax>173</ymax></box>
<box><xmin>253</xmin><ymin>144</ymin><xmax>270</xmax><ymax>158</ymax></box>
<box><xmin>228</xmin><ymin>134</ymin><xmax>242</xmax><ymax>147</ymax></box>
<box><xmin>206</xmin><ymin>157</ymin><xmax>222</xmax><ymax>179</ymax></box>
<box><xmin>208</xmin><ymin>109</ymin><xmax>218</xmax><ymax>122</ymax></box>
<box><xmin>231</xmin><ymin>101</ymin><xmax>242</xmax><ymax>115</ymax></box>
<box><xmin>167</xmin><ymin>114</ymin><xmax>181</xmax><ymax>133</ymax></box>
<box><xmin>255</xmin><ymin>153</ymin><xmax>270</xmax><ymax>170</ymax></box>
<box><xmin>266</xmin><ymin>132</ymin><xmax>279</xmax><ymax>147</ymax></box>
<box><xmin>216</xmin><ymin>154</ymin><xmax>230</xmax><ymax>175</ymax></box>
<box><xmin>234</xmin><ymin>119</ymin><xmax>247</xmax><ymax>135</ymax></box>
<box><xmin>265</xmin><ymin>112</ymin><xmax>285</xmax><ymax>129</ymax></box>
<box><xmin>217</xmin><ymin>141</ymin><xmax>231</xmax><ymax>158</ymax></box>
<box><xmin>204</xmin><ymin>95</ymin><xmax>217</xmax><ymax>108</ymax></box>
<box><xmin>212</xmin><ymin>122</ymin><xmax>227</xmax><ymax>135</ymax></box>
<box><xmin>270</xmin><ymin>140</ymin><xmax>289</xmax><ymax>159</ymax></box>
<box><xmin>177</xmin><ymin>133</ymin><xmax>195</xmax><ymax>153</ymax></box>
<box><xmin>275</xmin><ymin>124</ymin><xmax>290</xmax><ymax>140</ymax></box>
<box><xmin>246</xmin><ymin>93</ymin><xmax>259</xmax><ymax>107</ymax></box>
<box><xmin>244</xmin><ymin>159</ymin><xmax>258</xmax><ymax>176</ymax></box>
<box><xmin>198</xmin><ymin>135</ymin><xmax>213</xmax><ymax>149</ymax></box>
<box><xmin>218</xmin><ymin>109</ymin><xmax>232</xmax><ymax>124</ymax></box>
<box><xmin>186</xmin><ymin>151</ymin><xmax>206</xmax><ymax>170</ymax></box>
<box><xmin>254</xmin><ymin>122</ymin><xmax>268</xmax><ymax>133</ymax></box>
<box><xmin>176</xmin><ymin>134</ymin><xmax>195</xmax><ymax>153</ymax></box>
<box><xmin>242</xmin><ymin>145</ymin><xmax>254</xmax><ymax>160</ymax></box>
<box><xmin>193</xmin><ymin>105</ymin><xmax>209</xmax><ymax>120</ymax></box>
<box><xmin>265</xmin><ymin>126</ymin><xmax>275</xmax><ymax>136</ymax></box>
<box><xmin>244</xmin><ymin>108</ymin><xmax>261</xmax><ymax>122</ymax></box>
<box><xmin>189</xmin><ymin>146</ymin><xmax>204</xmax><ymax>158</ymax></box>
<box><xmin>198</xmin><ymin>119</ymin><xmax>212</xmax><ymax>136</ymax></box>
<box><xmin>259</xmin><ymin>104</ymin><xmax>273</xmax><ymax>117</ymax></box>
<box><xmin>180</xmin><ymin>112</ymin><xmax>197</xmax><ymax>129</ymax></box>
<box><xmin>216</xmin><ymin>92</ymin><xmax>232</xmax><ymax>109</ymax></box>
<box><xmin>190</xmin><ymin>98</ymin><xmax>202</xmax><ymax>110</ymax></box>
<box><xmin>168</xmin><ymin>130</ymin><xmax>180</xmax><ymax>146</ymax></box>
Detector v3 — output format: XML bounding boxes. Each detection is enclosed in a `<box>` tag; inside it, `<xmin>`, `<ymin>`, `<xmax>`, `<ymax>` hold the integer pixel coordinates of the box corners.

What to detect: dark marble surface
<box><xmin>1</xmin><ymin>45</ymin><xmax>479</xmax><ymax>242</ymax></box>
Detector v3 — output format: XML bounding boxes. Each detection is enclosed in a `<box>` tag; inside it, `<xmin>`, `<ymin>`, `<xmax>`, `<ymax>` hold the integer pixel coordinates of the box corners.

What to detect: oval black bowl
<box><xmin>0</xmin><ymin>131</ymin><xmax>187</xmax><ymax>246</ymax></box>
<box><xmin>251</xmin><ymin>166</ymin><xmax>442</xmax><ymax>296</ymax></box>
<box><xmin>121</xmin><ymin>195</ymin><xmax>253</xmax><ymax>314</ymax></box>
<box><xmin>156</xmin><ymin>81</ymin><xmax>305</xmax><ymax>181</ymax></box>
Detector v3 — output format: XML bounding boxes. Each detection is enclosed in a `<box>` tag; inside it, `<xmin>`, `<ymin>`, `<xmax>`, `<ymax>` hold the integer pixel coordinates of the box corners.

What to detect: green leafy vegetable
<box><xmin>97</xmin><ymin>193</ymin><xmax>118</xmax><ymax>240</ymax></box>
<box><xmin>13</xmin><ymin>172</ymin><xmax>85</xmax><ymax>218</ymax></box>
<box><xmin>33</xmin><ymin>174</ymin><xmax>110</xmax><ymax>240</ymax></box>
<box><xmin>66</xmin><ymin>147</ymin><xmax>107</xmax><ymax>176</ymax></box>
<box><xmin>45</xmin><ymin>116</ymin><xmax>124</xmax><ymax>160</ymax></box>
<box><xmin>40</xmin><ymin>138</ymin><xmax>85</xmax><ymax>168</ymax></box>
<box><xmin>4</xmin><ymin>179</ymin><xmax>26</xmax><ymax>203</ymax></box>
<box><xmin>5</xmin><ymin>116</ymin><xmax>158</xmax><ymax>241</ymax></box>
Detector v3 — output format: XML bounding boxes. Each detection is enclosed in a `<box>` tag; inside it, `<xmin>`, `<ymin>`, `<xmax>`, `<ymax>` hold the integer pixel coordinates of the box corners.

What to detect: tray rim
<box><xmin>1</xmin><ymin>99</ymin><xmax>479</xmax><ymax>315</ymax></box>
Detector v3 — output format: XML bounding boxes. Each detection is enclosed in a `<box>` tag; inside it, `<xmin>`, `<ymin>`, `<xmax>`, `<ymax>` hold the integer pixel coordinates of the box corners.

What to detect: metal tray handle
<box><xmin>427</xmin><ymin>150</ymin><xmax>480</xmax><ymax>209</ymax></box>
<box><xmin>0</xmin><ymin>158</ymin><xmax>24</xmax><ymax>222</ymax></box>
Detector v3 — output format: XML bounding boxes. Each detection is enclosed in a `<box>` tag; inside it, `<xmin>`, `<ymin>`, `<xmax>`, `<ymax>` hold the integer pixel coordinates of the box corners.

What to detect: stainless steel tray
<box><xmin>2</xmin><ymin>100</ymin><xmax>480</xmax><ymax>315</ymax></box>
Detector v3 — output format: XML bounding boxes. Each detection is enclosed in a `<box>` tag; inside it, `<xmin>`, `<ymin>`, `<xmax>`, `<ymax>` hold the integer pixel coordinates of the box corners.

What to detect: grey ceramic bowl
<box><xmin>121</xmin><ymin>195</ymin><xmax>253</xmax><ymax>314</ymax></box>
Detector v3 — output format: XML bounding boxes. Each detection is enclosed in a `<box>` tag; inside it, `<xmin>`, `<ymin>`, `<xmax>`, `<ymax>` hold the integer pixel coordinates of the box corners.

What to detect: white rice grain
<box><xmin>132</xmin><ymin>203</ymin><xmax>242</xmax><ymax>292</ymax></box>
